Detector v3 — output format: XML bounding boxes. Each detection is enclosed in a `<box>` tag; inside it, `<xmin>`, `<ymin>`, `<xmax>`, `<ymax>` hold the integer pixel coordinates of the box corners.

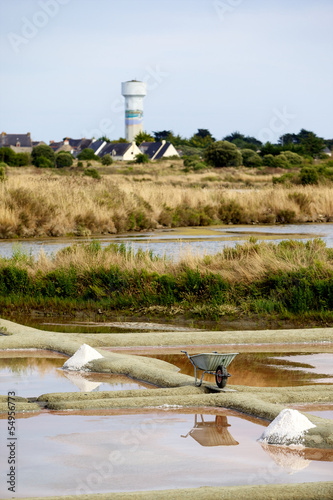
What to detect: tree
<box><xmin>134</xmin><ymin>153</ymin><xmax>149</xmax><ymax>164</ymax></box>
<box><xmin>259</xmin><ymin>142</ymin><xmax>283</xmax><ymax>157</ymax></box>
<box><xmin>241</xmin><ymin>149</ymin><xmax>262</xmax><ymax>168</ymax></box>
<box><xmin>31</xmin><ymin>145</ymin><xmax>55</xmax><ymax>166</ymax></box>
<box><xmin>153</xmin><ymin>130</ymin><xmax>172</xmax><ymax>141</ymax></box>
<box><xmin>223</xmin><ymin>131</ymin><xmax>261</xmax><ymax>150</ymax></box>
<box><xmin>189</xmin><ymin>129</ymin><xmax>215</xmax><ymax>148</ymax></box>
<box><xmin>204</xmin><ymin>141</ymin><xmax>242</xmax><ymax>168</ymax></box>
<box><xmin>101</xmin><ymin>154</ymin><xmax>113</xmax><ymax>165</ymax></box>
<box><xmin>55</xmin><ymin>152</ymin><xmax>73</xmax><ymax>168</ymax></box>
<box><xmin>110</xmin><ymin>137</ymin><xmax>127</xmax><ymax>143</ymax></box>
<box><xmin>135</xmin><ymin>131</ymin><xmax>154</xmax><ymax>146</ymax></box>
<box><xmin>300</xmin><ymin>132</ymin><xmax>325</xmax><ymax>158</ymax></box>
<box><xmin>77</xmin><ymin>148</ymin><xmax>98</xmax><ymax>160</ymax></box>
<box><xmin>98</xmin><ymin>136</ymin><xmax>111</xmax><ymax>143</ymax></box>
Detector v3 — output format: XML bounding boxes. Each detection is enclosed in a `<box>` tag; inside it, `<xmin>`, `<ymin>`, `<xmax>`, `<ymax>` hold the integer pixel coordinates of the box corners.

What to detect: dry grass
<box><xmin>7</xmin><ymin>237</ymin><xmax>332</xmax><ymax>286</ymax></box>
<box><xmin>1</xmin><ymin>165</ymin><xmax>333</xmax><ymax>238</ymax></box>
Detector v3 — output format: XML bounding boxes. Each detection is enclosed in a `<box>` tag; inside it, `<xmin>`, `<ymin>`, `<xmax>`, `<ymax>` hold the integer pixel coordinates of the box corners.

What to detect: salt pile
<box><xmin>62</xmin><ymin>344</ymin><xmax>104</xmax><ymax>371</ymax></box>
<box><xmin>259</xmin><ymin>409</ymin><xmax>316</xmax><ymax>445</ymax></box>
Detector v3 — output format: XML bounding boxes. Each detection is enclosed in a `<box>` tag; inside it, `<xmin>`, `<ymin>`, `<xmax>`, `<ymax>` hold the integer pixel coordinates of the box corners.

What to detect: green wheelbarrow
<box><xmin>181</xmin><ymin>350</ymin><xmax>238</xmax><ymax>388</ymax></box>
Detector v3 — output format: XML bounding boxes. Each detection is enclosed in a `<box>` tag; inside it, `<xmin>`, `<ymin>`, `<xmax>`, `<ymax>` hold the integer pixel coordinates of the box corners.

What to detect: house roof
<box><xmin>154</xmin><ymin>143</ymin><xmax>171</xmax><ymax>160</ymax></box>
<box><xmin>99</xmin><ymin>143</ymin><xmax>132</xmax><ymax>157</ymax></box>
<box><xmin>88</xmin><ymin>140</ymin><xmax>104</xmax><ymax>153</ymax></box>
<box><xmin>0</xmin><ymin>133</ymin><xmax>32</xmax><ymax>148</ymax></box>
<box><xmin>139</xmin><ymin>142</ymin><xmax>163</xmax><ymax>158</ymax></box>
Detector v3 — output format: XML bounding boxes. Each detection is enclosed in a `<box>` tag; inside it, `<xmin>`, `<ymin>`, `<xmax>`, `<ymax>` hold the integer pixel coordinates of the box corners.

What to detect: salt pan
<box><xmin>62</xmin><ymin>344</ymin><xmax>104</xmax><ymax>371</ymax></box>
<box><xmin>259</xmin><ymin>408</ymin><xmax>316</xmax><ymax>445</ymax></box>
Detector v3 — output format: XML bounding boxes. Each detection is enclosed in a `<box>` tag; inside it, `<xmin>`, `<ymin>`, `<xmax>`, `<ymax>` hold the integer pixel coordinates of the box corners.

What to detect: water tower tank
<box><xmin>121</xmin><ymin>80</ymin><xmax>147</xmax><ymax>142</ymax></box>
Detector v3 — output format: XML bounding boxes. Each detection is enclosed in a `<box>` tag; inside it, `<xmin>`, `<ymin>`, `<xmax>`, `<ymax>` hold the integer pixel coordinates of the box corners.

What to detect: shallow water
<box><xmin>143</xmin><ymin>352</ymin><xmax>333</xmax><ymax>387</ymax></box>
<box><xmin>0</xmin><ymin>351</ymin><xmax>156</xmax><ymax>397</ymax></box>
<box><xmin>0</xmin><ymin>223</ymin><xmax>332</xmax><ymax>260</ymax></box>
<box><xmin>0</xmin><ymin>409</ymin><xmax>332</xmax><ymax>498</ymax></box>
<box><xmin>0</xmin><ymin>350</ymin><xmax>331</xmax><ymax>398</ymax></box>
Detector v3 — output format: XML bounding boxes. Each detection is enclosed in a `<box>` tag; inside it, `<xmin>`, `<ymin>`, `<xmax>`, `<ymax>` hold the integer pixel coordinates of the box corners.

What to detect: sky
<box><xmin>0</xmin><ymin>0</ymin><xmax>332</xmax><ymax>144</ymax></box>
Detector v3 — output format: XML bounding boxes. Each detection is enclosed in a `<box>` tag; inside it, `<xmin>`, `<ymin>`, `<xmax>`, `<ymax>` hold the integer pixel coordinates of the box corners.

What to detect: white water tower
<box><xmin>121</xmin><ymin>80</ymin><xmax>147</xmax><ymax>142</ymax></box>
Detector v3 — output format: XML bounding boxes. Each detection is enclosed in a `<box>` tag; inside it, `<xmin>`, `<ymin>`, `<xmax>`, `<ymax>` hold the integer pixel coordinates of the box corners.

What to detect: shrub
<box><xmin>14</xmin><ymin>152</ymin><xmax>30</xmax><ymax>166</ymax></box>
<box><xmin>204</xmin><ymin>141</ymin><xmax>242</xmax><ymax>168</ymax></box>
<box><xmin>101</xmin><ymin>154</ymin><xmax>113</xmax><ymax>165</ymax></box>
<box><xmin>55</xmin><ymin>153</ymin><xmax>73</xmax><ymax>168</ymax></box>
<box><xmin>0</xmin><ymin>162</ymin><xmax>7</xmax><ymax>182</ymax></box>
<box><xmin>35</xmin><ymin>156</ymin><xmax>54</xmax><ymax>168</ymax></box>
<box><xmin>280</xmin><ymin>151</ymin><xmax>303</xmax><ymax>166</ymax></box>
<box><xmin>135</xmin><ymin>153</ymin><xmax>149</xmax><ymax>164</ymax></box>
<box><xmin>77</xmin><ymin>148</ymin><xmax>98</xmax><ymax>161</ymax></box>
<box><xmin>300</xmin><ymin>167</ymin><xmax>318</xmax><ymax>185</ymax></box>
<box><xmin>31</xmin><ymin>145</ymin><xmax>55</xmax><ymax>166</ymax></box>
<box><xmin>262</xmin><ymin>154</ymin><xmax>276</xmax><ymax>167</ymax></box>
<box><xmin>0</xmin><ymin>147</ymin><xmax>16</xmax><ymax>166</ymax></box>
<box><xmin>83</xmin><ymin>168</ymin><xmax>101</xmax><ymax>179</ymax></box>
<box><xmin>241</xmin><ymin>149</ymin><xmax>262</xmax><ymax>168</ymax></box>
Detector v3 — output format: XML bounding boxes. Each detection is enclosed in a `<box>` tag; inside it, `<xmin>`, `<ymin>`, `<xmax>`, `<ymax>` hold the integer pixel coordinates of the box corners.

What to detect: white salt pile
<box><xmin>62</xmin><ymin>344</ymin><xmax>104</xmax><ymax>371</ymax></box>
<box><xmin>259</xmin><ymin>409</ymin><xmax>316</xmax><ymax>445</ymax></box>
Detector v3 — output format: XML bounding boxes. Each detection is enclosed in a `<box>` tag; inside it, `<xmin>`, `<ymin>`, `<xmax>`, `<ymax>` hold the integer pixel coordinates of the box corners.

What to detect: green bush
<box><xmin>0</xmin><ymin>147</ymin><xmax>16</xmax><ymax>166</ymax></box>
<box><xmin>280</xmin><ymin>151</ymin><xmax>303</xmax><ymax>166</ymax></box>
<box><xmin>101</xmin><ymin>154</ymin><xmax>113</xmax><ymax>165</ymax></box>
<box><xmin>14</xmin><ymin>152</ymin><xmax>30</xmax><ymax>166</ymax></box>
<box><xmin>31</xmin><ymin>145</ymin><xmax>55</xmax><ymax>166</ymax></box>
<box><xmin>135</xmin><ymin>153</ymin><xmax>149</xmax><ymax>164</ymax></box>
<box><xmin>262</xmin><ymin>154</ymin><xmax>276</xmax><ymax>167</ymax></box>
<box><xmin>55</xmin><ymin>153</ymin><xmax>73</xmax><ymax>168</ymax></box>
<box><xmin>300</xmin><ymin>167</ymin><xmax>318</xmax><ymax>185</ymax></box>
<box><xmin>35</xmin><ymin>156</ymin><xmax>54</xmax><ymax>169</ymax></box>
<box><xmin>83</xmin><ymin>168</ymin><xmax>101</xmax><ymax>179</ymax></box>
<box><xmin>204</xmin><ymin>141</ymin><xmax>242</xmax><ymax>168</ymax></box>
<box><xmin>241</xmin><ymin>149</ymin><xmax>262</xmax><ymax>168</ymax></box>
<box><xmin>0</xmin><ymin>162</ymin><xmax>7</xmax><ymax>182</ymax></box>
<box><xmin>77</xmin><ymin>148</ymin><xmax>99</xmax><ymax>161</ymax></box>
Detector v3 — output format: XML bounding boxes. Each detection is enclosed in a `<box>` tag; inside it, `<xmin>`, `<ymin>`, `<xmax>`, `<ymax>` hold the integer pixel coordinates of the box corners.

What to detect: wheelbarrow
<box><xmin>181</xmin><ymin>350</ymin><xmax>238</xmax><ymax>388</ymax></box>
<box><xmin>181</xmin><ymin>414</ymin><xmax>239</xmax><ymax>447</ymax></box>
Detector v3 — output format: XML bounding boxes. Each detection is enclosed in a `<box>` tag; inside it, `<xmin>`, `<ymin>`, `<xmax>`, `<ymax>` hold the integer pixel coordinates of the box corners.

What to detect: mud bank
<box><xmin>14</xmin><ymin>481</ymin><xmax>333</xmax><ymax>500</ymax></box>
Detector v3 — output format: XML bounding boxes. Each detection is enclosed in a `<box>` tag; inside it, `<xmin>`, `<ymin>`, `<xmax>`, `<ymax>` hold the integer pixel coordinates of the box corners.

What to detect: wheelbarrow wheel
<box><xmin>215</xmin><ymin>365</ymin><xmax>228</xmax><ymax>388</ymax></box>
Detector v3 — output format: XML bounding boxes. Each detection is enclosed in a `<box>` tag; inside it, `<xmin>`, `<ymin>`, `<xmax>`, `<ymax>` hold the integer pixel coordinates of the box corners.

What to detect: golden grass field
<box><xmin>1</xmin><ymin>160</ymin><xmax>332</xmax><ymax>239</ymax></box>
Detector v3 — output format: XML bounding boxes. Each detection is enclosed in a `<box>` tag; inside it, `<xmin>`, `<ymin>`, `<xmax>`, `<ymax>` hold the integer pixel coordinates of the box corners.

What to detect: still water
<box><xmin>0</xmin><ymin>350</ymin><xmax>331</xmax><ymax>398</ymax></box>
<box><xmin>0</xmin><ymin>223</ymin><xmax>333</xmax><ymax>260</ymax></box>
<box><xmin>0</xmin><ymin>410</ymin><xmax>332</xmax><ymax>498</ymax></box>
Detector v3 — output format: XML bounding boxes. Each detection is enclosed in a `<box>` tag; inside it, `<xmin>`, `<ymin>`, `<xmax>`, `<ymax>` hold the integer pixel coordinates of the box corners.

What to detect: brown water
<box><xmin>0</xmin><ymin>350</ymin><xmax>156</xmax><ymax>397</ymax></box>
<box><xmin>0</xmin><ymin>409</ymin><xmax>332</xmax><ymax>498</ymax></box>
<box><xmin>142</xmin><ymin>352</ymin><xmax>333</xmax><ymax>387</ymax></box>
<box><xmin>0</xmin><ymin>350</ymin><xmax>331</xmax><ymax>398</ymax></box>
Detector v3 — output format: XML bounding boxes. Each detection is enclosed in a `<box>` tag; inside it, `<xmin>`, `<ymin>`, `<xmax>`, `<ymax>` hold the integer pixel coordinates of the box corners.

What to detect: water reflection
<box><xmin>0</xmin><ymin>351</ymin><xmax>155</xmax><ymax>396</ymax></box>
<box><xmin>0</xmin><ymin>223</ymin><xmax>333</xmax><ymax>260</ymax></box>
<box><xmin>181</xmin><ymin>415</ymin><xmax>239</xmax><ymax>447</ymax></box>
<box><xmin>144</xmin><ymin>352</ymin><xmax>332</xmax><ymax>387</ymax></box>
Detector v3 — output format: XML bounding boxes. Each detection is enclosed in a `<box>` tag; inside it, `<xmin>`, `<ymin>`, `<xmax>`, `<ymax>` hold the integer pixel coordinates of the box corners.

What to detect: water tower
<box><xmin>121</xmin><ymin>80</ymin><xmax>147</xmax><ymax>142</ymax></box>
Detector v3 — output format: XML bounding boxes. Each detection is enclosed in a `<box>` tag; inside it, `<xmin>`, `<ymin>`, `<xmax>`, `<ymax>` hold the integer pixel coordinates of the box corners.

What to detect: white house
<box><xmin>98</xmin><ymin>142</ymin><xmax>141</xmax><ymax>161</ymax></box>
<box><xmin>139</xmin><ymin>140</ymin><xmax>179</xmax><ymax>160</ymax></box>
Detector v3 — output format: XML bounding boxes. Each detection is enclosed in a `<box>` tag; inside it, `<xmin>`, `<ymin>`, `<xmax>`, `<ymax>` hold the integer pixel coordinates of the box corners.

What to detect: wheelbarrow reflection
<box><xmin>181</xmin><ymin>415</ymin><xmax>239</xmax><ymax>447</ymax></box>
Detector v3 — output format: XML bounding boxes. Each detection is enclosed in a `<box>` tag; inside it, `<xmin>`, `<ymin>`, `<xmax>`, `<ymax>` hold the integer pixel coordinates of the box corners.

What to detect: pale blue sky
<box><xmin>0</xmin><ymin>0</ymin><xmax>332</xmax><ymax>143</ymax></box>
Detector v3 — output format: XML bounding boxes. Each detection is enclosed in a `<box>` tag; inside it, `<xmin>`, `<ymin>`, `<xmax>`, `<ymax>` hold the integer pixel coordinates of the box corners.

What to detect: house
<box><xmin>98</xmin><ymin>142</ymin><xmax>141</xmax><ymax>161</ymax></box>
<box><xmin>49</xmin><ymin>138</ymin><xmax>107</xmax><ymax>157</ymax></box>
<box><xmin>323</xmin><ymin>147</ymin><xmax>332</xmax><ymax>157</ymax></box>
<box><xmin>0</xmin><ymin>132</ymin><xmax>32</xmax><ymax>153</ymax></box>
<box><xmin>139</xmin><ymin>140</ymin><xmax>179</xmax><ymax>160</ymax></box>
